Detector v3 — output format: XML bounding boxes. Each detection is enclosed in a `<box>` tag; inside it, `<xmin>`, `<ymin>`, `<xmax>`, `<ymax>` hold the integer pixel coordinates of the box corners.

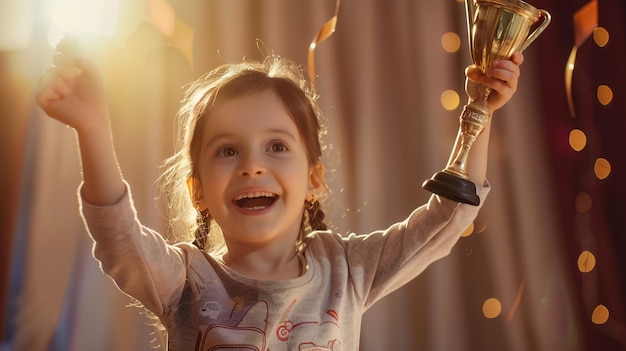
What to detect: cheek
<box><xmin>197</xmin><ymin>166</ymin><xmax>230</xmax><ymax>198</ymax></box>
<box><xmin>200</xmin><ymin>171</ymin><xmax>227</xmax><ymax>193</ymax></box>
<box><xmin>285</xmin><ymin>165</ymin><xmax>314</xmax><ymax>196</ymax></box>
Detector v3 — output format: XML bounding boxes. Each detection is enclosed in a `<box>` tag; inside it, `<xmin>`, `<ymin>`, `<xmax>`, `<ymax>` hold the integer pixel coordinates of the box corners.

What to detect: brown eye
<box><xmin>218</xmin><ymin>146</ymin><xmax>237</xmax><ymax>157</ymax></box>
<box><xmin>268</xmin><ymin>141</ymin><xmax>288</xmax><ymax>153</ymax></box>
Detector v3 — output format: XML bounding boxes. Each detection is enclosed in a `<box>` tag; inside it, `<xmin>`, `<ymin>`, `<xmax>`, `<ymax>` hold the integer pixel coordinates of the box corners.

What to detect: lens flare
<box><xmin>50</xmin><ymin>0</ymin><xmax>121</xmax><ymax>37</ymax></box>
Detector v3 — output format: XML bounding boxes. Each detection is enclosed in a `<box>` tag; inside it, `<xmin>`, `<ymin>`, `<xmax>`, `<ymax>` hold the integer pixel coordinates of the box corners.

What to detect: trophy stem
<box><xmin>445</xmin><ymin>88</ymin><xmax>490</xmax><ymax>177</ymax></box>
<box><xmin>422</xmin><ymin>87</ymin><xmax>490</xmax><ymax>206</ymax></box>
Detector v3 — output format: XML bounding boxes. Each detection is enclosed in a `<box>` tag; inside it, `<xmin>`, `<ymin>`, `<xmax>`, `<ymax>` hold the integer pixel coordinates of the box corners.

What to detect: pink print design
<box><xmin>275</xmin><ymin>308</ymin><xmax>342</xmax><ymax>350</ymax></box>
<box><xmin>195</xmin><ymin>301</ymin><xmax>269</xmax><ymax>351</ymax></box>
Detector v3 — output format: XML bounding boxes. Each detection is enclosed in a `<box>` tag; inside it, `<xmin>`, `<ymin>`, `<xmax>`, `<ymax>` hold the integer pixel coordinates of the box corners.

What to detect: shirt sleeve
<box><xmin>78</xmin><ymin>181</ymin><xmax>187</xmax><ymax>316</ymax></box>
<box><xmin>343</xmin><ymin>183</ymin><xmax>490</xmax><ymax>309</ymax></box>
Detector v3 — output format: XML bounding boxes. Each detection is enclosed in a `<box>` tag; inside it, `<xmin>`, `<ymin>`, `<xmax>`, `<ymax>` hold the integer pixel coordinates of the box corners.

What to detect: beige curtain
<box><xmin>7</xmin><ymin>0</ymin><xmax>583</xmax><ymax>350</ymax></box>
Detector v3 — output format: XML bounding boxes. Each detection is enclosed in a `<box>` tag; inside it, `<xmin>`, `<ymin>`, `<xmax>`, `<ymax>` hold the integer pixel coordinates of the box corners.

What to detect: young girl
<box><xmin>36</xmin><ymin>40</ymin><xmax>523</xmax><ymax>349</ymax></box>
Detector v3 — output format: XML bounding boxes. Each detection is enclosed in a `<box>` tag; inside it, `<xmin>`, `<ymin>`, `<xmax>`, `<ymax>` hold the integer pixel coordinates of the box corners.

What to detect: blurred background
<box><xmin>1</xmin><ymin>0</ymin><xmax>625</xmax><ymax>350</ymax></box>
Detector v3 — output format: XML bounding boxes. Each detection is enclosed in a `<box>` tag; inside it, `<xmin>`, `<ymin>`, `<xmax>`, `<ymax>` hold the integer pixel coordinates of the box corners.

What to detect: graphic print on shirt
<box><xmin>194</xmin><ymin>300</ymin><xmax>342</xmax><ymax>350</ymax></box>
<box><xmin>195</xmin><ymin>300</ymin><xmax>268</xmax><ymax>351</ymax></box>
<box><xmin>276</xmin><ymin>307</ymin><xmax>341</xmax><ymax>350</ymax></box>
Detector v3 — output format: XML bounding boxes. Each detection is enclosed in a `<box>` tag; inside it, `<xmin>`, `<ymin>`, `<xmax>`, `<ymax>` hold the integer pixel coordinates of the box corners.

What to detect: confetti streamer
<box><xmin>307</xmin><ymin>0</ymin><xmax>340</xmax><ymax>91</ymax></box>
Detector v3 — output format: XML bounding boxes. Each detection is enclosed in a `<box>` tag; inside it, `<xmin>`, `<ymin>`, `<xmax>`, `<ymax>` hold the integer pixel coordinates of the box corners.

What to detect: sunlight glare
<box><xmin>50</xmin><ymin>0</ymin><xmax>120</xmax><ymax>37</ymax></box>
<box><xmin>0</xmin><ymin>0</ymin><xmax>33</xmax><ymax>50</ymax></box>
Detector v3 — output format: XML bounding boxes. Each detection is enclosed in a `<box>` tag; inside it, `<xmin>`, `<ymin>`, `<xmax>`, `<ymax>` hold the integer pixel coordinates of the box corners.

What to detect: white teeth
<box><xmin>234</xmin><ymin>192</ymin><xmax>276</xmax><ymax>200</ymax></box>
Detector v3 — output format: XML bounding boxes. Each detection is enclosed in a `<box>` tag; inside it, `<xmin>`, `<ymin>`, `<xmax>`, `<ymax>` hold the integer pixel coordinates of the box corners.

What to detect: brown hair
<box><xmin>158</xmin><ymin>54</ymin><xmax>328</xmax><ymax>254</ymax></box>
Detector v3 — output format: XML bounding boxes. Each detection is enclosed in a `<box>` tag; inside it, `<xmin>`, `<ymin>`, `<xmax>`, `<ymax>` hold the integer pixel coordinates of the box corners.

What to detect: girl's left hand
<box><xmin>465</xmin><ymin>51</ymin><xmax>524</xmax><ymax>113</ymax></box>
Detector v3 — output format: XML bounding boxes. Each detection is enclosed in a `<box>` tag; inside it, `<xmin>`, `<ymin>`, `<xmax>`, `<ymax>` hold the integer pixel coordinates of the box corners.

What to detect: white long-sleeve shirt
<box><xmin>80</xmin><ymin>182</ymin><xmax>488</xmax><ymax>350</ymax></box>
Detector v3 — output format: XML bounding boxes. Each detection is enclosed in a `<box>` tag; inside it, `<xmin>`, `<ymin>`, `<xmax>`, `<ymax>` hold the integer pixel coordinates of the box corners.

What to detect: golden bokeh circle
<box><xmin>482</xmin><ymin>298</ymin><xmax>502</xmax><ymax>319</ymax></box>
<box><xmin>591</xmin><ymin>305</ymin><xmax>610</xmax><ymax>325</ymax></box>
<box><xmin>461</xmin><ymin>222</ymin><xmax>475</xmax><ymax>237</ymax></box>
<box><xmin>577</xmin><ymin>250</ymin><xmax>596</xmax><ymax>273</ymax></box>
<box><xmin>575</xmin><ymin>192</ymin><xmax>592</xmax><ymax>213</ymax></box>
<box><xmin>593</xmin><ymin>27</ymin><xmax>610</xmax><ymax>47</ymax></box>
<box><xmin>597</xmin><ymin>85</ymin><xmax>613</xmax><ymax>106</ymax></box>
<box><xmin>568</xmin><ymin>129</ymin><xmax>587</xmax><ymax>152</ymax></box>
<box><xmin>441</xmin><ymin>32</ymin><xmax>462</xmax><ymax>53</ymax></box>
<box><xmin>441</xmin><ymin>90</ymin><xmax>461</xmax><ymax>111</ymax></box>
<box><xmin>594</xmin><ymin>158</ymin><xmax>611</xmax><ymax>180</ymax></box>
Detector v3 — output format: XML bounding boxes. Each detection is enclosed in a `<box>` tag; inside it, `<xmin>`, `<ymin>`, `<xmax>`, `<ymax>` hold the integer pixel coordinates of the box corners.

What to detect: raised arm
<box><xmin>458</xmin><ymin>52</ymin><xmax>524</xmax><ymax>185</ymax></box>
<box><xmin>35</xmin><ymin>40</ymin><xmax>125</xmax><ymax>205</ymax></box>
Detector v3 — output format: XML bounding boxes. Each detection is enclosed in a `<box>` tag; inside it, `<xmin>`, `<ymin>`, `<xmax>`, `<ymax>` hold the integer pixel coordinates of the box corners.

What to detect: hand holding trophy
<box><xmin>423</xmin><ymin>0</ymin><xmax>551</xmax><ymax>205</ymax></box>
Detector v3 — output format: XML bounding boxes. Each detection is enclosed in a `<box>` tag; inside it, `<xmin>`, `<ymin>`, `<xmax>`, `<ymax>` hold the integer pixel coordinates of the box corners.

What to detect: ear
<box><xmin>187</xmin><ymin>177</ymin><xmax>206</xmax><ymax>208</ymax></box>
<box><xmin>307</xmin><ymin>163</ymin><xmax>325</xmax><ymax>200</ymax></box>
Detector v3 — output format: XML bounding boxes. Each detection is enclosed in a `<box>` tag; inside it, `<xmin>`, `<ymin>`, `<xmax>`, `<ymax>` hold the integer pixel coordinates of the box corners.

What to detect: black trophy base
<box><xmin>422</xmin><ymin>171</ymin><xmax>480</xmax><ymax>206</ymax></box>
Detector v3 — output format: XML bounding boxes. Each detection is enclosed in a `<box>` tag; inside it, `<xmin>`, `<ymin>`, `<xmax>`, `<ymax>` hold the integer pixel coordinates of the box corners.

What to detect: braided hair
<box><xmin>159</xmin><ymin>54</ymin><xmax>329</xmax><ymax>255</ymax></box>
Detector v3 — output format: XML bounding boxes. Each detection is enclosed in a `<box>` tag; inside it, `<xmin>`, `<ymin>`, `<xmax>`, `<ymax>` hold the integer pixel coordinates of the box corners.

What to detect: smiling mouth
<box><xmin>233</xmin><ymin>192</ymin><xmax>277</xmax><ymax>210</ymax></box>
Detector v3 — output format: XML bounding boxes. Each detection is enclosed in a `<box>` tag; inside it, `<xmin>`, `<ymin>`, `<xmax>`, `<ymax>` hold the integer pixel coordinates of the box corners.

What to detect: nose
<box><xmin>238</xmin><ymin>153</ymin><xmax>266</xmax><ymax>177</ymax></box>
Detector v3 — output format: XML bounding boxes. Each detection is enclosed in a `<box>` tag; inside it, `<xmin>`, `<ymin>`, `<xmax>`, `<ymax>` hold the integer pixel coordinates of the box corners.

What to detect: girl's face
<box><xmin>194</xmin><ymin>89</ymin><xmax>321</xmax><ymax>250</ymax></box>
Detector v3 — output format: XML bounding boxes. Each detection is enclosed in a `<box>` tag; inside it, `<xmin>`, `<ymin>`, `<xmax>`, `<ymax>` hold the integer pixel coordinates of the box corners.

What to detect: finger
<box><xmin>484</xmin><ymin>70</ymin><xmax>518</xmax><ymax>89</ymax></box>
<box><xmin>465</xmin><ymin>65</ymin><xmax>483</xmax><ymax>83</ymax></box>
<box><xmin>40</xmin><ymin>69</ymin><xmax>73</xmax><ymax>96</ymax></box>
<box><xmin>53</xmin><ymin>51</ymin><xmax>78</xmax><ymax>68</ymax></box>
<box><xmin>74</xmin><ymin>58</ymin><xmax>99</xmax><ymax>81</ymax></box>
<box><xmin>38</xmin><ymin>66</ymin><xmax>80</xmax><ymax>88</ymax></box>
<box><xmin>48</xmin><ymin>76</ymin><xmax>72</xmax><ymax>98</ymax></box>
<box><xmin>35</xmin><ymin>75</ymin><xmax>76</xmax><ymax>119</ymax></box>
<box><xmin>35</xmin><ymin>86</ymin><xmax>63</xmax><ymax>105</ymax></box>
<box><xmin>487</xmin><ymin>79</ymin><xmax>515</xmax><ymax>96</ymax></box>
<box><xmin>38</xmin><ymin>67</ymin><xmax>57</xmax><ymax>87</ymax></box>
<box><xmin>487</xmin><ymin>63</ymin><xmax>520</xmax><ymax>89</ymax></box>
<box><xmin>481</xmin><ymin>72</ymin><xmax>517</xmax><ymax>95</ymax></box>
<box><xmin>53</xmin><ymin>38</ymin><xmax>88</xmax><ymax>69</ymax></box>
<box><xmin>55</xmin><ymin>37</ymin><xmax>81</xmax><ymax>56</ymax></box>
<box><xmin>489</xmin><ymin>59</ymin><xmax>520</xmax><ymax>78</ymax></box>
<box><xmin>56</xmin><ymin>65</ymin><xmax>82</xmax><ymax>83</ymax></box>
<box><xmin>510</xmin><ymin>52</ymin><xmax>525</xmax><ymax>65</ymax></box>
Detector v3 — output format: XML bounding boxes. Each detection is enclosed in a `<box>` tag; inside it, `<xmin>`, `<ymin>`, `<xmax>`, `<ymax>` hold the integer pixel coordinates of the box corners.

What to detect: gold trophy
<box><xmin>423</xmin><ymin>0</ymin><xmax>551</xmax><ymax>205</ymax></box>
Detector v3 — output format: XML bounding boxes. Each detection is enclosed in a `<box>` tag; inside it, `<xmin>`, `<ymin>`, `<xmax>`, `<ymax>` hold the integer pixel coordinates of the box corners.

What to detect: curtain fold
<box><xmin>6</xmin><ymin>0</ymin><xmax>620</xmax><ymax>350</ymax></box>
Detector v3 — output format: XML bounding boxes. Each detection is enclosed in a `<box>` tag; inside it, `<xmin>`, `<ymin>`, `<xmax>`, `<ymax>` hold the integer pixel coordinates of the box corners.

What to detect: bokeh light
<box><xmin>575</xmin><ymin>192</ymin><xmax>592</xmax><ymax>213</ymax></box>
<box><xmin>596</xmin><ymin>85</ymin><xmax>613</xmax><ymax>106</ymax></box>
<box><xmin>591</xmin><ymin>305</ymin><xmax>609</xmax><ymax>325</ymax></box>
<box><xmin>441</xmin><ymin>32</ymin><xmax>462</xmax><ymax>53</ymax></box>
<box><xmin>482</xmin><ymin>298</ymin><xmax>502</xmax><ymax>319</ymax></box>
<box><xmin>461</xmin><ymin>222</ymin><xmax>475</xmax><ymax>237</ymax></box>
<box><xmin>441</xmin><ymin>89</ymin><xmax>461</xmax><ymax>111</ymax></box>
<box><xmin>577</xmin><ymin>250</ymin><xmax>596</xmax><ymax>273</ymax></box>
<box><xmin>593</xmin><ymin>26</ymin><xmax>609</xmax><ymax>47</ymax></box>
<box><xmin>568</xmin><ymin>129</ymin><xmax>587</xmax><ymax>152</ymax></box>
<box><xmin>593</xmin><ymin>158</ymin><xmax>611</xmax><ymax>180</ymax></box>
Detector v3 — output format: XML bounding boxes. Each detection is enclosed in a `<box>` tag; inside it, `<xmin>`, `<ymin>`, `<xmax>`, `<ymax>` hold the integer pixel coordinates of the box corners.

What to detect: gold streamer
<box><xmin>307</xmin><ymin>0</ymin><xmax>341</xmax><ymax>91</ymax></box>
<box><xmin>566</xmin><ymin>0</ymin><xmax>598</xmax><ymax>117</ymax></box>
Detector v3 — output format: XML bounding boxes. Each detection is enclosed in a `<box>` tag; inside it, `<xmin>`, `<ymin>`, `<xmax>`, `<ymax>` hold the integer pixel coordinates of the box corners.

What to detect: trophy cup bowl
<box><xmin>422</xmin><ymin>0</ymin><xmax>550</xmax><ymax>205</ymax></box>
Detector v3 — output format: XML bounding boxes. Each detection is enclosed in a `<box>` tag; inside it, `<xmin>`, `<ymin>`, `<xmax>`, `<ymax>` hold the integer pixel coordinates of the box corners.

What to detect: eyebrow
<box><xmin>204</xmin><ymin>128</ymin><xmax>298</xmax><ymax>149</ymax></box>
<box><xmin>267</xmin><ymin>128</ymin><xmax>298</xmax><ymax>141</ymax></box>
